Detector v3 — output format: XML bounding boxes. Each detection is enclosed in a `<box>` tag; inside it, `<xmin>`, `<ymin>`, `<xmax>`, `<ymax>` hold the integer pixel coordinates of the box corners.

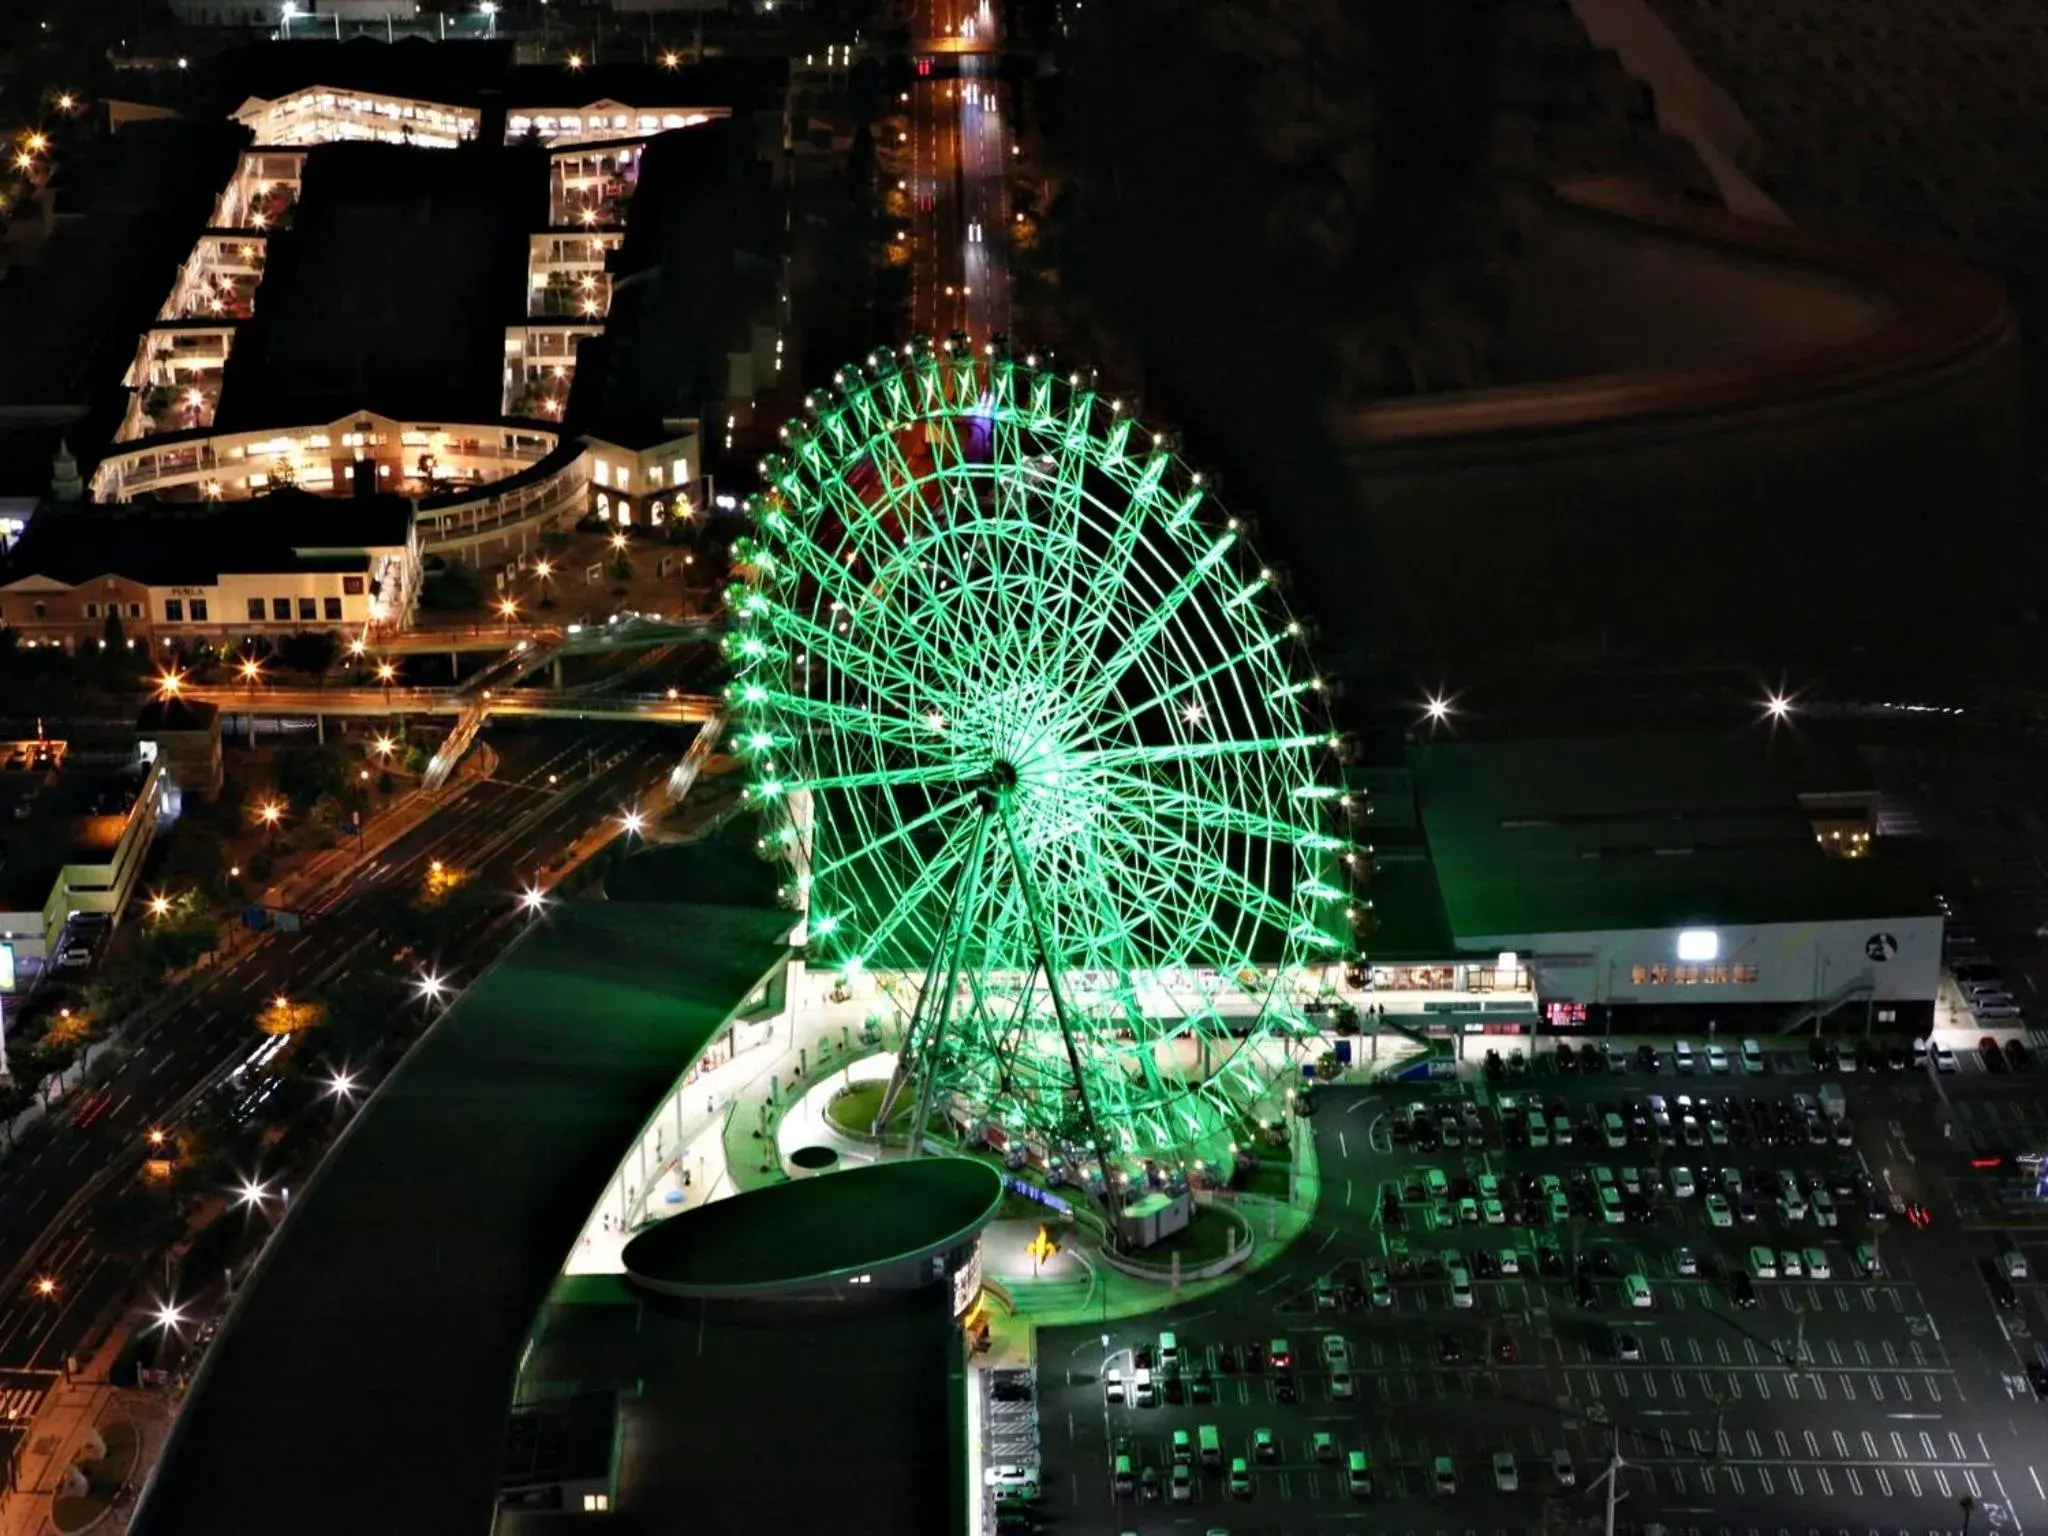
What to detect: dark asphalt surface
<box><xmin>1037</xmin><ymin>1044</ymin><xmax>2048</xmax><ymax>1536</ymax></box>
<box><xmin>0</xmin><ymin>719</ymin><xmax>686</xmax><ymax>1441</ymax></box>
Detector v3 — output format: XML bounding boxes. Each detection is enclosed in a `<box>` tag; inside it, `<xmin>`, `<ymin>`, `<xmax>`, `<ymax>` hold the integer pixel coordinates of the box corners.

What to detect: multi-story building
<box><xmin>0</xmin><ymin>738</ymin><xmax>168</xmax><ymax>975</ymax></box>
<box><xmin>0</xmin><ymin>490</ymin><xmax>420</xmax><ymax>653</ymax></box>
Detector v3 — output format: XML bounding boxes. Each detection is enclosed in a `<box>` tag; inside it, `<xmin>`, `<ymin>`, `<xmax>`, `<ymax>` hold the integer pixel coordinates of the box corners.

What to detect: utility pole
<box><xmin>1961</xmin><ymin>1493</ymin><xmax>1976</xmax><ymax>1536</ymax></box>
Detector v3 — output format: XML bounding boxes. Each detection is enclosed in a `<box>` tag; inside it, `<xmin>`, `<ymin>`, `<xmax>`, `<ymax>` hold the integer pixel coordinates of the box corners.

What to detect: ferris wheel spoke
<box><xmin>757</xmin><ymin>685</ymin><xmax>949</xmax><ymax>761</ymax></box>
<box><xmin>1087</xmin><ymin>806</ymin><xmax>1303</xmax><ymax>947</ymax></box>
<box><xmin>794</xmin><ymin>760</ymin><xmax>974</xmax><ymax>795</ymax></box>
<box><xmin>1068</xmin><ymin>730</ymin><xmax>1331</xmax><ymax>774</ymax></box>
<box><xmin>756</xmin><ymin>600</ymin><xmax>944</xmax><ymax>721</ymax></box>
<box><xmin>807</xmin><ymin>788</ymin><xmax>978</xmax><ymax>884</ymax></box>
<box><xmin>1088</xmin><ymin>627</ymin><xmax>1289</xmax><ymax>742</ymax></box>
<box><xmin>1092</xmin><ymin>766</ymin><xmax>1324</xmax><ymax>847</ymax></box>
<box><xmin>835</xmin><ymin>808</ymin><xmax>984</xmax><ymax>964</ymax></box>
<box><xmin>1064</xmin><ymin>532</ymin><xmax>1242</xmax><ymax>728</ymax></box>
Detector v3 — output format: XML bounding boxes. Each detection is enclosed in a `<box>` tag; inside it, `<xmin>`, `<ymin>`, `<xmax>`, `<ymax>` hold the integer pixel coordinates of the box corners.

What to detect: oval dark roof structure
<box><xmin>622</xmin><ymin>1156</ymin><xmax>1004</xmax><ymax>1297</ymax></box>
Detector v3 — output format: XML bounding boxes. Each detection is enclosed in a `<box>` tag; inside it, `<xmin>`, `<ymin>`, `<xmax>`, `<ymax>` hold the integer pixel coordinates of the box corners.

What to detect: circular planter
<box><xmin>788</xmin><ymin>1145</ymin><xmax>840</xmax><ymax>1178</ymax></box>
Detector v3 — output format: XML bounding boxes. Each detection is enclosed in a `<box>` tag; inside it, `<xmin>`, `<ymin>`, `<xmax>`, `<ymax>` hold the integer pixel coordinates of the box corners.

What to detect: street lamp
<box><xmin>258</xmin><ymin>800</ymin><xmax>284</xmax><ymax>840</ymax></box>
<box><xmin>498</xmin><ymin>596</ymin><xmax>520</xmax><ymax>622</ymax></box>
<box><xmin>146</xmin><ymin>1127</ymin><xmax>167</xmax><ymax>1149</ymax></box>
<box><xmin>621</xmin><ymin>810</ymin><xmax>645</xmax><ymax>837</ymax></box>
<box><xmin>326</xmin><ymin>1069</ymin><xmax>357</xmax><ymax>1099</ymax></box>
<box><xmin>377</xmin><ymin>660</ymin><xmax>398</xmax><ymax>702</ymax></box>
<box><xmin>150</xmin><ymin>1299</ymin><xmax>186</xmax><ymax>1334</ymax></box>
<box><xmin>236</xmin><ymin>1177</ymin><xmax>272</xmax><ymax>1210</ymax></box>
<box><xmin>661</xmin><ymin>50</ymin><xmax>681</xmax><ymax>69</ymax></box>
<box><xmin>155</xmin><ymin>668</ymin><xmax>184</xmax><ymax>700</ymax></box>
<box><xmin>416</xmin><ymin>973</ymin><xmax>448</xmax><ymax>1009</ymax></box>
<box><xmin>34</xmin><ymin>1276</ymin><xmax>57</xmax><ymax>1298</ymax></box>
<box><xmin>520</xmin><ymin>885</ymin><xmax>549</xmax><ymax>915</ymax></box>
<box><xmin>479</xmin><ymin>0</ymin><xmax>496</xmax><ymax>36</ymax></box>
<box><xmin>147</xmin><ymin>892</ymin><xmax>172</xmax><ymax>920</ymax></box>
<box><xmin>566</xmin><ymin>51</ymin><xmax>585</xmax><ymax>70</ymax></box>
<box><xmin>373</xmin><ymin>734</ymin><xmax>397</xmax><ymax>761</ymax></box>
<box><xmin>1762</xmin><ymin>691</ymin><xmax>1793</xmax><ymax>723</ymax></box>
<box><xmin>280</xmin><ymin>1</ymin><xmax>298</xmax><ymax>35</ymax></box>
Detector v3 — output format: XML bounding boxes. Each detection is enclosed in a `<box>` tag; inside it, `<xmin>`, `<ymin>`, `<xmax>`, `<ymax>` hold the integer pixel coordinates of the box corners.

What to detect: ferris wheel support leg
<box><xmin>872</xmin><ymin>804</ymin><xmax>992</xmax><ymax>1142</ymax></box>
<box><xmin>995</xmin><ymin>797</ymin><xmax>1120</xmax><ymax>1215</ymax></box>
<box><xmin>908</xmin><ymin>806</ymin><xmax>994</xmax><ymax>1155</ymax></box>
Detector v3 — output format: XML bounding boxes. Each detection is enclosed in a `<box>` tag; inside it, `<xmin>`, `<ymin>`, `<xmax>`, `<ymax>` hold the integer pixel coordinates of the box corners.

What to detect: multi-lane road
<box><xmin>1037</xmin><ymin>1043</ymin><xmax>2048</xmax><ymax>1536</ymax></box>
<box><xmin>907</xmin><ymin>0</ymin><xmax>1012</xmax><ymax>342</ymax></box>
<box><xmin>0</xmin><ymin>720</ymin><xmax>685</xmax><ymax>1452</ymax></box>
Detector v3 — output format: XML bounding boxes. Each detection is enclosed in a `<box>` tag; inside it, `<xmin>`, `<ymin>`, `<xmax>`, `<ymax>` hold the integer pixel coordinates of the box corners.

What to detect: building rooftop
<box><xmin>622</xmin><ymin>1157</ymin><xmax>1004</xmax><ymax>1296</ymax></box>
<box><xmin>0</xmin><ymin>759</ymin><xmax>150</xmax><ymax>911</ymax></box>
<box><xmin>128</xmin><ymin>893</ymin><xmax>792</xmax><ymax>1536</ymax></box>
<box><xmin>189</xmin><ymin>40</ymin><xmax>786</xmax><ymax>123</ymax></box>
<box><xmin>0</xmin><ymin>117</ymin><xmax>245</xmax><ymax>441</ymax></box>
<box><xmin>1409</xmin><ymin>734</ymin><xmax>1932</xmax><ymax>939</ymax></box>
<box><xmin>212</xmin><ymin>141</ymin><xmax>543</xmax><ymax>430</ymax></box>
<box><xmin>565</xmin><ymin>116</ymin><xmax>781</xmax><ymax>441</ymax></box>
<box><xmin>0</xmin><ymin>492</ymin><xmax>412</xmax><ymax>590</ymax></box>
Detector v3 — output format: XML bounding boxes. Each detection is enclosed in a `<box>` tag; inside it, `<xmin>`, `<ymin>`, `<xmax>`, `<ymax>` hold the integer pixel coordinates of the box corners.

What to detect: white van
<box><xmin>1157</xmin><ymin>1331</ymin><xmax>1180</xmax><ymax>1377</ymax></box>
<box><xmin>1345</xmin><ymin>1449</ymin><xmax>1372</xmax><ymax>1497</ymax></box>
<box><xmin>1625</xmin><ymin>1273</ymin><xmax>1654</xmax><ymax>1308</ymax></box>
<box><xmin>1673</xmin><ymin>1041</ymin><xmax>1695</xmax><ymax>1073</ymax></box>
<box><xmin>1740</xmin><ymin>1038</ymin><xmax>1764</xmax><ymax>1074</ymax></box>
<box><xmin>1198</xmin><ymin>1424</ymin><xmax>1223</xmax><ymax>1469</ymax></box>
<box><xmin>1748</xmin><ymin>1246</ymin><xmax>1778</xmax><ymax>1279</ymax></box>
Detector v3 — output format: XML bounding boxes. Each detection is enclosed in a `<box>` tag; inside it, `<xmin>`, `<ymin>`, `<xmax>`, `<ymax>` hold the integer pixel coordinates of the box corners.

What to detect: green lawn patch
<box><xmin>824</xmin><ymin>1080</ymin><xmax>910</xmax><ymax>1139</ymax></box>
<box><xmin>1132</xmin><ymin>1206</ymin><xmax>1250</xmax><ymax>1266</ymax></box>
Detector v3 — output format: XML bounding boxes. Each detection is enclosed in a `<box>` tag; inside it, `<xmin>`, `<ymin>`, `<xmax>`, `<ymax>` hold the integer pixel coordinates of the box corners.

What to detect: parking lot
<box><xmin>1029</xmin><ymin>1037</ymin><xmax>2048</xmax><ymax>1536</ymax></box>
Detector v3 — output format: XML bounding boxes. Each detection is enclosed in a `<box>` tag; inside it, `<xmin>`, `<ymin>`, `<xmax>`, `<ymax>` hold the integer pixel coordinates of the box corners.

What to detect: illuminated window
<box><xmin>650</xmin><ymin>500</ymin><xmax>665</xmax><ymax>524</ymax></box>
<box><xmin>649</xmin><ymin>463</ymin><xmax>663</xmax><ymax>486</ymax></box>
<box><xmin>593</xmin><ymin>460</ymin><xmax>610</xmax><ymax>487</ymax></box>
<box><xmin>1733</xmin><ymin>964</ymin><xmax>1758</xmax><ymax>984</ymax></box>
<box><xmin>581</xmin><ymin>1492</ymin><xmax>610</xmax><ymax>1512</ymax></box>
<box><xmin>671</xmin><ymin>457</ymin><xmax>688</xmax><ymax>485</ymax></box>
<box><xmin>615</xmin><ymin>466</ymin><xmax>630</xmax><ymax>490</ymax></box>
<box><xmin>1705</xmin><ymin>965</ymin><xmax>1728</xmax><ymax>984</ymax></box>
<box><xmin>595</xmin><ymin>492</ymin><xmax>610</xmax><ymax>518</ymax></box>
<box><xmin>1674</xmin><ymin>965</ymin><xmax>1698</xmax><ymax>985</ymax></box>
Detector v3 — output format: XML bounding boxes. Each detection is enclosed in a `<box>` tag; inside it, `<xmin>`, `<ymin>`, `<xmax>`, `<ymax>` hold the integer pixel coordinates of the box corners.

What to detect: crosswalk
<box><xmin>0</xmin><ymin>1383</ymin><xmax>47</xmax><ymax>1423</ymax></box>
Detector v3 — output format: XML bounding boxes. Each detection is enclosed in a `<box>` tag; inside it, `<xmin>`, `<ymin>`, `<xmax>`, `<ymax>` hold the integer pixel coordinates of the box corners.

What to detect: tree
<box><xmin>103</xmin><ymin>607</ymin><xmax>125</xmax><ymax>650</ymax></box>
<box><xmin>144</xmin><ymin>915</ymin><xmax>221</xmax><ymax>974</ymax></box>
<box><xmin>275</xmin><ymin>629</ymin><xmax>340</xmax><ymax>684</ymax></box>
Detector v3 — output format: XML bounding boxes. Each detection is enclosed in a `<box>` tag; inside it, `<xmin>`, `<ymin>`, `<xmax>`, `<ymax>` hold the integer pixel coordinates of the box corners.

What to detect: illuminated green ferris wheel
<box><xmin>726</xmin><ymin>339</ymin><xmax>1366</xmax><ymax>1175</ymax></box>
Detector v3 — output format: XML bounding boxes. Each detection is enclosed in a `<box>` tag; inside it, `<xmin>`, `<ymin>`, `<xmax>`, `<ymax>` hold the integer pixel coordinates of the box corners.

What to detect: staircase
<box><xmin>1002</xmin><ymin>1274</ymin><xmax>1095</xmax><ymax>1317</ymax></box>
<box><xmin>1780</xmin><ymin>970</ymin><xmax>1876</xmax><ymax>1033</ymax></box>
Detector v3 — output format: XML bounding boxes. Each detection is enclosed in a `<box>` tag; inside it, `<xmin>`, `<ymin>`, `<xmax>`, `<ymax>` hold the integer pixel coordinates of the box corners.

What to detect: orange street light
<box><xmin>239</xmin><ymin>657</ymin><xmax>263</xmax><ymax>684</ymax></box>
<box><xmin>56</xmin><ymin>94</ymin><xmax>76</xmax><ymax>111</ymax></box>
<box><xmin>147</xmin><ymin>893</ymin><xmax>172</xmax><ymax>920</ymax></box>
<box><xmin>156</xmin><ymin>668</ymin><xmax>184</xmax><ymax>699</ymax></box>
<box><xmin>660</xmin><ymin>50</ymin><xmax>681</xmax><ymax>69</ymax></box>
<box><xmin>146</xmin><ymin>1127</ymin><xmax>167</xmax><ymax>1148</ymax></box>
<box><xmin>567</xmin><ymin>52</ymin><xmax>585</xmax><ymax>69</ymax></box>
<box><xmin>376</xmin><ymin>661</ymin><xmax>397</xmax><ymax>684</ymax></box>
<box><xmin>34</xmin><ymin>1276</ymin><xmax>57</xmax><ymax>1298</ymax></box>
<box><xmin>25</xmin><ymin>133</ymin><xmax>48</xmax><ymax>155</ymax></box>
<box><xmin>498</xmin><ymin>597</ymin><xmax>520</xmax><ymax>620</ymax></box>
<box><xmin>373</xmin><ymin>734</ymin><xmax>396</xmax><ymax>758</ymax></box>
